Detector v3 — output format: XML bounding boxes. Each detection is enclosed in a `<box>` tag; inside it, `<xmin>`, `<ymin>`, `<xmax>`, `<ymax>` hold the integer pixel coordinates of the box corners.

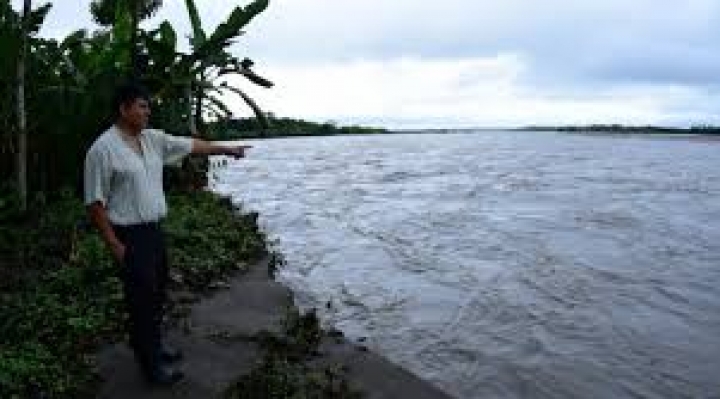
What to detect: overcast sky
<box><xmin>15</xmin><ymin>0</ymin><xmax>720</xmax><ymax>129</ymax></box>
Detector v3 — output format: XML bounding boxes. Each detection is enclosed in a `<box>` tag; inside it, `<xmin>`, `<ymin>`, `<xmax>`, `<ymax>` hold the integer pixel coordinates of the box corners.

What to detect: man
<box><xmin>84</xmin><ymin>82</ymin><xmax>250</xmax><ymax>386</ymax></box>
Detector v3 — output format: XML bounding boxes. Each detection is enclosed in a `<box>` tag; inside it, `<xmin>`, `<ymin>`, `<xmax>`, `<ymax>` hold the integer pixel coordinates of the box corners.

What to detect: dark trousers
<box><xmin>113</xmin><ymin>222</ymin><xmax>168</xmax><ymax>374</ymax></box>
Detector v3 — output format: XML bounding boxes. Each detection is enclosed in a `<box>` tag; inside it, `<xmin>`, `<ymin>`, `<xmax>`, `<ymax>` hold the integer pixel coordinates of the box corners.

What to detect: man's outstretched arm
<box><xmin>191</xmin><ymin>139</ymin><xmax>252</xmax><ymax>159</ymax></box>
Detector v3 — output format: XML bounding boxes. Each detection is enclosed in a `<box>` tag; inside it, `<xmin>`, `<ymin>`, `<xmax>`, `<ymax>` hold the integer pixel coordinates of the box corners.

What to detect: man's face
<box><xmin>120</xmin><ymin>98</ymin><xmax>151</xmax><ymax>131</ymax></box>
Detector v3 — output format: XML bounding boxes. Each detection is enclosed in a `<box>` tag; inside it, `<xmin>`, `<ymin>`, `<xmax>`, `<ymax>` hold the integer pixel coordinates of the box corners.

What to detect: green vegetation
<box><xmin>0</xmin><ymin>1</ymin><xmax>279</xmax><ymax>395</ymax></box>
<box><xmin>1</xmin><ymin>3</ymin><xmax>366</xmax><ymax>397</ymax></box>
<box><xmin>209</xmin><ymin>117</ymin><xmax>388</xmax><ymax>139</ymax></box>
<box><xmin>165</xmin><ymin>191</ymin><xmax>267</xmax><ymax>291</ymax></box>
<box><xmin>225</xmin><ymin>309</ymin><xmax>363</xmax><ymax>399</ymax></box>
<box><xmin>1</xmin><ymin>0</ymin><xmax>274</xmax><ymax>204</ymax></box>
<box><xmin>524</xmin><ymin>124</ymin><xmax>720</xmax><ymax>134</ymax></box>
<box><xmin>0</xmin><ymin>191</ymin><xmax>268</xmax><ymax>398</ymax></box>
<box><xmin>0</xmin><ymin>193</ymin><xmax>121</xmax><ymax>398</ymax></box>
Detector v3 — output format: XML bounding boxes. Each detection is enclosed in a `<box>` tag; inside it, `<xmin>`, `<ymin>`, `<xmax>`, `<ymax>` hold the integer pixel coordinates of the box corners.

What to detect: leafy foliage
<box><xmin>210</xmin><ymin>116</ymin><xmax>388</xmax><ymax>139</ymax></box>
<box><xmin>1</xmin><ymin>0</ymin><xmax>273</xmax><ymax>200</ymax></box>
<box><xmin>0</xmin><ymin>195</ymin><xmax>122</xmax><ymax>398</ymax></box>
<box><xmin>225</xmin><ymin>357</ymin><xmax>362</xmax><ymax>399</ymax></box>
<box><xmin>225</xmin><ymin>309</ymin><xmax>363</xmax><ymax>399</ymax></box>
<box><xmin>0</xmin><ymin>1</ymin><xmax>276</xmax><ymax>396</ymax></box>
<box><xmin>204</xmin><ymin>0</ymin><xmax>269</xmax><ymax>54</ymax></box>
<box><xmin>164</xmin><ymin>191</ymin><xmax>267</xmax><ymax>291</ymax></box>
<box><xmin>183</xmin><ymin>0</ymin><xmax>205</xmax><ymax>46</ymax></box>
<box><xmin>90</xmin><ymin>0</ymin><xmax>164</xmax><ymax>26</ymax></box>
<box><xmin>0</xmin><ymin>191</ymin><xmax>270</xmax><ymax>398</ymax></box>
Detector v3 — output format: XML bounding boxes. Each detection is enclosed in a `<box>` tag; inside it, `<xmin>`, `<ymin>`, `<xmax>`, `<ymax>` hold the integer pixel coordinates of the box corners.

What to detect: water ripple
<box><xmin>213</xmin><ymin>131</ymin><xmax>720</xmax><ymax>399</ymax></box>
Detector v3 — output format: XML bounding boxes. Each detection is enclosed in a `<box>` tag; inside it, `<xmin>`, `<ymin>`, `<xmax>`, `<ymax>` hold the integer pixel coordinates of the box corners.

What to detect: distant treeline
<box><xmin>524</xmin><ymin>124</ymin><xmax>720</xmax><ymax>134</ymax></box>
<box><xmin>208</xmin><ymin>117</ymin><xmax>388</xmax><ymax>139</ymax></box>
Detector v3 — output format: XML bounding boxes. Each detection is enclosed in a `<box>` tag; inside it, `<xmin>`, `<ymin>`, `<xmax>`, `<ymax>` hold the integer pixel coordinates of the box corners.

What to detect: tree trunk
<box><xmin>17</xmin><ymin>0</ymin><xmax>32</xmax><ymax>211</ymax></box>
<box><xmin>180</xmin><ymin>81</ymin><xmax>206</xmax><ymax>191</ymax></box>
<box><xmin>193</xmin><ymin>74</ymin><xmax>204</xmax><ymax>137</ymax></box>
<box><xmin>186</xmin><ymin>82</ymin><xmax>197</xmax><ymax>136</ymax></box>
<box><xmin>130</xmin><ymin>0</ymin><xmax>140</xmax><ymax>78</ymax></box>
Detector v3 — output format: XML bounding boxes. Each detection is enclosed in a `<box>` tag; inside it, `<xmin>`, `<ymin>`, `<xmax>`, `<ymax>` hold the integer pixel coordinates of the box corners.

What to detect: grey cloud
<box><xmin>30</xmin><ymin>0</ymin><xmax>720</xmax><ymax>91</ymax></box>
<box><xmin>23</xmin><ymin>0</ymin><xmax>720</xmax><ymax>125</ymax></box>
<box><xmin>578</xmin><ymin>44</ymin><xmax>720</xmax><ymax>87</ymax></box>
<box><xmin>238</xmin><ymin>0</ymin><xmax>720</xmax><ymax>91</ymax></box>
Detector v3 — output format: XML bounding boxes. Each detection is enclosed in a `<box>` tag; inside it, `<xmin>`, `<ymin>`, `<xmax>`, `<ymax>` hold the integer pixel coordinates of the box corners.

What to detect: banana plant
<box><xmin>90</xmin><ymin>0</ymin><xmax>163</xmax><ymax>26</ymax></box>
<box><xmin>178</xmin><ymin>0</ymin><xmax>273</xmax><ymax>135</ymax></box>
<box><xmin>90</xmin><ymin>0</ymin><xmax>163</xmax><ymax>77</ymax></box>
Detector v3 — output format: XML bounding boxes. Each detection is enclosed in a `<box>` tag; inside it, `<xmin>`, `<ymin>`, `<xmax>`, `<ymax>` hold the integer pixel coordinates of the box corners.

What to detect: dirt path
<box><xmin>94</xmin><ymin>259</ymin><xmax>454</xmax><ymax>399</ymax></box>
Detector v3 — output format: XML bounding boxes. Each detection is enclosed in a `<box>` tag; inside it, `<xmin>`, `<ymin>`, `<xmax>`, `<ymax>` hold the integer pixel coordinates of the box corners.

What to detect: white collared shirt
<box><xmin>84</xmin><ymin>125</ymin><xmax>193</xmax><ymax>225</ymax></box>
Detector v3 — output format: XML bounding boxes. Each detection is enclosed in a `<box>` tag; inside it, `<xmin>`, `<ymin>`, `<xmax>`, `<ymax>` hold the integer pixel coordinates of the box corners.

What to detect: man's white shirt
<box><xmin>84</xmin><ymin>126</ymin><xmax>192</xmax><ymax>225</ymax></box>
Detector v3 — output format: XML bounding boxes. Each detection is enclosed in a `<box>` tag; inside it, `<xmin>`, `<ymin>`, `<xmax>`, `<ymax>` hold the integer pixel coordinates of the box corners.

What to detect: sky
<box><xmin>14</xmin><ymin>0</ymin><xmax>720</xmax><ymax>129</ymax></box>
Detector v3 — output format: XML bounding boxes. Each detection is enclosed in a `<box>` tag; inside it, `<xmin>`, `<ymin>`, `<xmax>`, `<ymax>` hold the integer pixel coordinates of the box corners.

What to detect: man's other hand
<box><xmin>110</xmin><ymin>241</ymin><xmax>126</xmax><ymax>264</ymax></box>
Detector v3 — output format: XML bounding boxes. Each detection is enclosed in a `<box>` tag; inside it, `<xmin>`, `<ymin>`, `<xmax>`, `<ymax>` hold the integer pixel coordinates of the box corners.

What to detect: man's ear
<box><xmin>121</xmin><ymin>100</ymin><xmax>136</xmax><ymax>114</ymax></box>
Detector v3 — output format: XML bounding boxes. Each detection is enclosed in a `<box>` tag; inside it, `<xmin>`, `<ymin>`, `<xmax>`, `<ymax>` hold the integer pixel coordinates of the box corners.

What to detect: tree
<box><xmin>0</xmin><ymin>0</ymin><xmax>274</xmax><ymax>198</ymax></box>
<box><xmin>90</xmin><ymin>0</ymin><xmax>163</xmax><ymax>26</ymax></box>
<box><xmin>1</xmin><ymin>0</ymin><xmax>51</xmax><ymax>210</ymax></box>
<box><xmin>106</xmin><ymin>0</ymin><xmax>274</xmax><ymax>135</ymax></box>
<box><xmin>139</xmin><ymin>0</ymin><xmax>274</xmax><ymax>189</ymax></box>
<box><xmin>16</xmin><ymin>0</ymin><xmax>31</xmax><ymax>211</ymax></box>
<box><xmin>179</xmin><ymin>0</ymin><xmax>273</xmax><ymax>135</ymax></box>
<box><xmin>90</xmin><ymin>0</ymin><xmax>164</xmax><ymax>77</ymax></box>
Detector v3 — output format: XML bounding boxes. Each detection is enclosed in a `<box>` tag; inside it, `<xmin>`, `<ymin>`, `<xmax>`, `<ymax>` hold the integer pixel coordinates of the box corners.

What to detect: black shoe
<box><xmin>160</xmin><ymin>345</ymin><xmax>183</xmax><ymax>363</ymax></box>
<box><xmin>145</xmin><ymin>365</ymin><xmax>184</xmax><ymax>386</ymax></box>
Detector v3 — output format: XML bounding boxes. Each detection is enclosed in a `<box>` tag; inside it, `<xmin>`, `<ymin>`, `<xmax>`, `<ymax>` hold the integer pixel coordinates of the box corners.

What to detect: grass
<box><xmin>224</xmin><ymin>309</ymin><xmax>363</xmax><ymax>399</ymax></box>
<box><xmin>0</xmin><ymin>188</ymin><xmax>361</xmax><ymax>399</ymax></box>
<box><xmin>0</xmin><ymin>190</ymin><xmax>267</xmax><ymax>398</ymax></box>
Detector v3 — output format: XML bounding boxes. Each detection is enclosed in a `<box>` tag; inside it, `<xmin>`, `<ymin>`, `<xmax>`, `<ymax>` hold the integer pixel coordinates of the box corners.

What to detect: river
<box><xmin>211</xmin><ymin>131</ymin><xmax>720</xmax><ymax>398</ymax></box>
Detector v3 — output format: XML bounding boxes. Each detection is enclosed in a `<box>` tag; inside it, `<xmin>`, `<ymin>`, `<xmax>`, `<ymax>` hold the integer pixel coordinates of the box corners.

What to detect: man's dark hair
<box><xmin>112</xmin><ymin>81</ymin><xmax>151</xmax><ymax>118</ymax></box>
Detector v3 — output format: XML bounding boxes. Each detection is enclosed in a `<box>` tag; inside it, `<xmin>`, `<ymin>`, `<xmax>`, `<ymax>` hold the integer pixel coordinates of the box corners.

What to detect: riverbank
<box><xmin>95</xmin><ymin>253</ymin><xmax>452</xmax><ymax>399</ymax></box>
<box><xmin>210</xmin><ymin>117</ymin><xmax>388</xmax><ymax>140</ymax></box>
<box><xmin>521</xmin><ymin>124</ymin><xmax>720</xmax><ymax>135</ymax></box>
<box><xmin>0</xmin><ymin>190</ymin><xmax>451</xmax><ymax>398</ymax></box>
